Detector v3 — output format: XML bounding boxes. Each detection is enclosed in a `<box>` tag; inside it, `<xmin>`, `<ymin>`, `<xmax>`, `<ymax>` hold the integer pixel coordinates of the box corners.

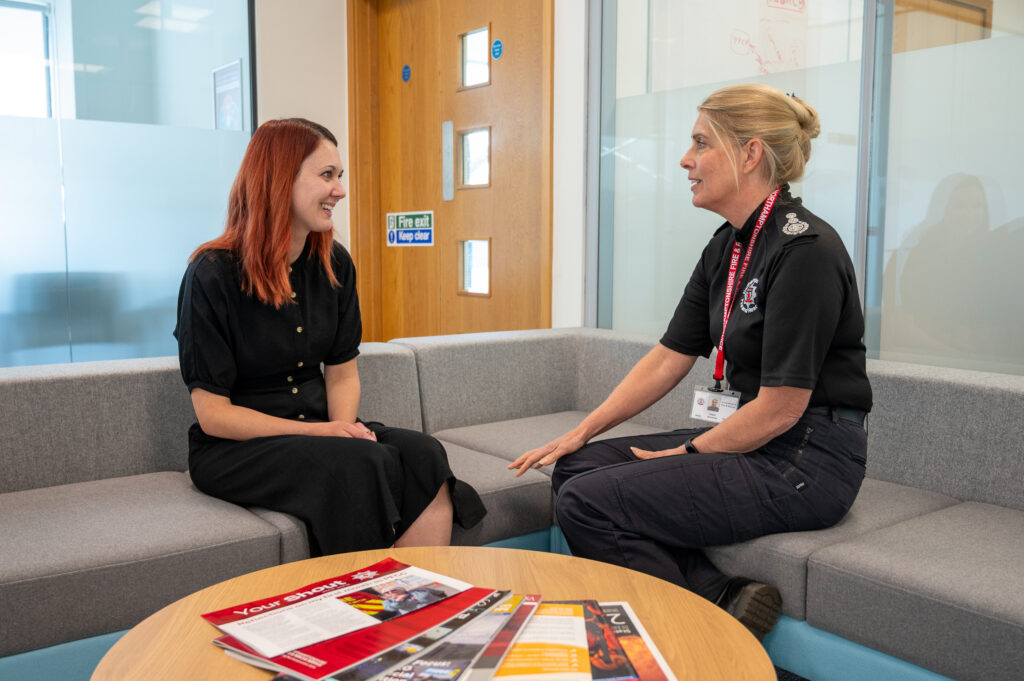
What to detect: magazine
<box><xmin>491</xmin><ymin>601</ymin><xmax>591</xmax><ymax>681</ymax></box>
<box><xmin>577</xmin><ymin>601</ymin><xmax>639</xmax><ymax>681</ymax></box>
<box><xmin>203</xmin><ymin>558</ymin><xmax>472</xmax><ymax>658</ymax></box>
<box><xmin>373</xmin><ymin>593</ymin><xmax>539</xmax><ymax>681</ymax></box>
<box><xmin>598</xmin><ymin>602</ymin><xmax>677</xmax><ymax>681</ymax></box>
<box><xmin>328</xmin><ymin>590</ymin><xmax>513</xmax><ymax>681</ymax></box>
<box><xmin>459</xmin><ymin>594</ymin><xmax>540</xmax><ymax>681</ymax></box>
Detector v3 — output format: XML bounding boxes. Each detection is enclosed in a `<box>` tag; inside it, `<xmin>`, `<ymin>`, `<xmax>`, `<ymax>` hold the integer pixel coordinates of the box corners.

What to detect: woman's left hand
<box><xmin>630</xmin><ymin>446</ymin><xmax>685</xmax><ymax>460</ymax></box>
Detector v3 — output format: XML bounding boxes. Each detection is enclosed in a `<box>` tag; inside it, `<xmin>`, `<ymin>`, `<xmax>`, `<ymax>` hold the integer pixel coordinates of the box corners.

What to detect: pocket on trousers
<box><xmin>712</xmin><ymin>457</ymin><xmax>764</xmax><ymax>542</ymax></box>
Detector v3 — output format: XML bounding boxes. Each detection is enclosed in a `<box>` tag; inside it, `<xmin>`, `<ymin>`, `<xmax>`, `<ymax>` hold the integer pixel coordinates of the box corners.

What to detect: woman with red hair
<box><xmin>174</xmin><ymin>118</ymin><xmax>485</xmax><ymax>555</ymax></box>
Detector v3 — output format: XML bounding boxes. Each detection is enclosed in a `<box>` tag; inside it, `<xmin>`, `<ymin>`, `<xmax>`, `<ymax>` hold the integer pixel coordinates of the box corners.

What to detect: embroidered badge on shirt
<box><xmin>782</xmin><ymin>212</ymin><xmax>810</xmax><ymax>235</ymax></box>
<box><xmin>740</xmin><ymin>277</ymin><xmax>759</xmax><ymax>313</ymax></box>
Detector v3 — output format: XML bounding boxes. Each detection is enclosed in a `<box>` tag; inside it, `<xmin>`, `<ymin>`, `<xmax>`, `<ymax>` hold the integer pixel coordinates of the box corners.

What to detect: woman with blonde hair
<box><xmin>175</xmin><ymin>118</ymin><xmax>484</xmax><ymax>556</ymax></box>
<box><xmin>511</xmin><ymin>84</ymin><xmax>871</xmax><ymax>639</ymax></box>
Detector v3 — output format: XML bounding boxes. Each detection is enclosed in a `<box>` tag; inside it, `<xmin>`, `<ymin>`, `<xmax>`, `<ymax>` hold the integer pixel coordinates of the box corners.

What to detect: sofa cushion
<box><xmin>575</xmin><ymin>328</ymin><xmax>714</xmax><ymax>431</ymax></box>
<box><xmin>0</xmin><ymin>357</ymin><xmax>193</xmax><ymax>493</ymax></box>
<box><xmin>0</xmin><ymin>472</ymin><xmax>281</xmax><ymax>655</ymax></box>
<box><xmin>434</xmin><ymin>411</ymin><xmax>664</xmax><ymax>475</ymax></box>
<box><xmin>390</xmin><ymin>329</ymin><xmax>580</xmax><ymax>434</ymax></box>
<box><xmin>866</xmin><ymin>359</ymin><xmax>1024</xmax><ymax>510</ymax></box>
<box><xmin>442</xmin><ymin>442</ymin><xmax>554</xmax><ymax>544</ymax></box>
<box><xmin>705</xmin><ymin>478</ymin><xmax>958</xmax><ymax>620</ymax></box>
<box><xmin>806</xmin><ymin>502</ymin><xmax>1024</xmax><ymax>681</ymax></box>
<box><xmin>357</xmin><ymin>342</ymin><xmax>423</xmax><ymax>431</ymax></box>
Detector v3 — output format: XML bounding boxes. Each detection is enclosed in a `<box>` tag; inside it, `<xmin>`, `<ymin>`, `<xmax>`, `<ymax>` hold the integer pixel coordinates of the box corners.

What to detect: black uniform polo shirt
<box><xmin>661</xmin><ymin>187</ymin><xmax>872</xmax><ymax>411</ymax></box>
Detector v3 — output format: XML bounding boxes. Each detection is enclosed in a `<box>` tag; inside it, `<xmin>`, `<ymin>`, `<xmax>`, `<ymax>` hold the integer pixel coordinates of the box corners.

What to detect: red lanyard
<box><xmin>713</xmin><ymin>188</ymin><xmax>781</xmax><ymax>388</ymax></box>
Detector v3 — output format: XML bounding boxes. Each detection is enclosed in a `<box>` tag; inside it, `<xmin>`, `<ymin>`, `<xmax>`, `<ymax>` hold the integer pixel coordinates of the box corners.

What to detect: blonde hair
<box><xmin>698</xmin><ymin>84</ymin><xmax>820</xmax><ymax>187</ymax></box>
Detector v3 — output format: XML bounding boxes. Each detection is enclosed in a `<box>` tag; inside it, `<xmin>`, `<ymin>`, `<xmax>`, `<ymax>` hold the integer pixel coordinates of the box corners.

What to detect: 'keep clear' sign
<box><xmin>386</xmin><ymin>211</ymin><xmax>434</xmax><ymax>247</ymax></box>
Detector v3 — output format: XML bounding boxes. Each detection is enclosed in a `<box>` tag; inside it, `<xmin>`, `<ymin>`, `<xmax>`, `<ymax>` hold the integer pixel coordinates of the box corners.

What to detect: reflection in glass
<box><xmin>461</xmin><ymin>128</ymin><xmax>490</xmax><ymax>186</ymax></box>
<box><xmin>459</xmin><ymin>240</ymin><xmax>490</xmax><ymax>295</ymax></box>
<box><xmin>0</xmin><ymin>0</ymin><xmax>252</xmax><ymax>368</ymax></box>
<box><xmin>865</xmin><ymin>2</ymin><xmax>1024</xmax><ymax>374</ymax></box>
<box><xmin>600</xmin><ymin>0</ymin><xmax>865</xmax><ymax>334</ymax></box>
<box><xmin>462</xmin><ymin>27</ymin><xmax>489</xmax><ymax>87</ymax></box>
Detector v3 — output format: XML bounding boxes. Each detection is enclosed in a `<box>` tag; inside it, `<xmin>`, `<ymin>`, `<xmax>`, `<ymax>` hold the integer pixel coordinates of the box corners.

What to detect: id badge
<box><xmin>691</xmin><ymin>388</ymin><xmax>741</xmax><ymax>423</ymax></box>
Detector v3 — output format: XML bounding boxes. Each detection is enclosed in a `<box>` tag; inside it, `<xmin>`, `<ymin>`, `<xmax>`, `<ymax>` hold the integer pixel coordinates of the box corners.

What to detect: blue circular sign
<box><xmin>491</xmin><ymin>39</ymin><xmax>503</xmax><ymax>60</ymax></box>
<box><xmin>388</xmin><ymin>229</ymin><xmax>396</xmax><ymax>244</ymax></box>
<box><xmin>402</xmin><ymin>65</ymin><xmax>411</xmax><ymax>82</ymax></box>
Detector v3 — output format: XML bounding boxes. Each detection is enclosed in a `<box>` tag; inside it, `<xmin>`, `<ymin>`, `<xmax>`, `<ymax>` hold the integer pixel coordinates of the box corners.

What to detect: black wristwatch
<box><xmin>683</xmin><ymin>438</ymin><xmax>700</xmax><ymax>454</ymax></box>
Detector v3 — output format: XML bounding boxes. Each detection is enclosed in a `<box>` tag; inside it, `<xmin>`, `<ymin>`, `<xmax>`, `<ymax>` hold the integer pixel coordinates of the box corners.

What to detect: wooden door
<box><xmin>348</xmin><ymin>0</ymin><xmax>553</xmax><ymax>341</ymax></box>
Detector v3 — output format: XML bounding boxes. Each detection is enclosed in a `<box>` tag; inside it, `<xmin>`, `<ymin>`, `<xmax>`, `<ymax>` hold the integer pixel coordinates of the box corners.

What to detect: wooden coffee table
<box><xmin>92</xmin><ymin>546</ymin><xmax>775</xmax><ymax>680</ymax></box>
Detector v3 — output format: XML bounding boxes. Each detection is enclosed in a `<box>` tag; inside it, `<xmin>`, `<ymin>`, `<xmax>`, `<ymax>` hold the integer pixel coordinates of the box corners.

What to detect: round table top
<box><xmin>92</xmin><ymin>546</ymin><xmax>775</xmax><ymax>681</ymax></box>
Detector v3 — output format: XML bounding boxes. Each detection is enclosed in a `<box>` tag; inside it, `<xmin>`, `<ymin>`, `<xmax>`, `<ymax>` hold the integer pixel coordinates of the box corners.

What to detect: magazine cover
<box><xmin>202</xmin><ymin>558</ymin><xmax>472</xmax><ymax>658</ymax></box>
<box><xmin>460</xmin><ymin>594</ymin><xmax>540</xmax><ymax>681</ymax></box>
<box><xmin>373</xmin><ymin>593</ymin><xmax>535</xmax><ymax>681</ymax></box>
<box><xmin>577</xmin><ymin>601</ymin><xmax>640</xmax><ymax>681</ymax></box>
<box><xmin>491</xmin><ymin>602</ymin><xmax>590</xmax><ymax>681</ymax></box>
<box><xmin>598</xmin><ymin>602</ymin><xmax>677</xmax><ymax>681</ymax></box>
<box><xmin>328</xmin><ymin>590</ymin><xmax>512</xmax><ymax>681</ymax></box>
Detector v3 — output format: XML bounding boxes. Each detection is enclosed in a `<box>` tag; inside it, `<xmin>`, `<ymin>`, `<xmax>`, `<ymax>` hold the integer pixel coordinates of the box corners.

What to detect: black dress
<box><xmin>174</xmin><ymin>241</ymin><xmax>485</xmax><ymax>556</ymax></box>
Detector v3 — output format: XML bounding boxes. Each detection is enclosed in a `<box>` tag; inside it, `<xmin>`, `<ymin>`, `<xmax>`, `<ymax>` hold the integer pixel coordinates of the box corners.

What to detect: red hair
<box><xmin>192</xmin><ymin>118</ymin><xmax>340</xmax><ymax>307</ymax></box>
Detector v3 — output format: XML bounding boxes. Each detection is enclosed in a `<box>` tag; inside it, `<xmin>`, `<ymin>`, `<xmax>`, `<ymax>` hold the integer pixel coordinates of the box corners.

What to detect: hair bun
<box><xmin>790</xmin><ymin>95</ymin><xmax>821</xmax><ymax>140</ymax></box>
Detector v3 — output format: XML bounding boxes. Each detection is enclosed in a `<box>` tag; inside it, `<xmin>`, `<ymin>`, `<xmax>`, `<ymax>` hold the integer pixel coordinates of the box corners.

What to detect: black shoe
<box><xmin>714</xmin><ymin>577</ymin><xmax>782</xmax><ymax>641</ymax></box>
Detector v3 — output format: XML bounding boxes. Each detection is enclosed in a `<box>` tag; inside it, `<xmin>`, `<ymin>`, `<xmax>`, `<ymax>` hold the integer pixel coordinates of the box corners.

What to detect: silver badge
<box><xmin>782</xmin><ymin>212</ymin><xmax>809</xmax><ymax>235</ymax></box>
<box><xmin>740</xmin><ymin>278</ymin><xmax>759</xmax><ymax>313</ymax></box>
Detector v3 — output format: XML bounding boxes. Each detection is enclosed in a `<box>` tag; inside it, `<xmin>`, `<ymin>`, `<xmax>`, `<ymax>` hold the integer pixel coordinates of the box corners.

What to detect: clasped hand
<box><xmin>313</xmin><ymin>420</ymin><xmax>377</xmax><ymax>441</ymax></box>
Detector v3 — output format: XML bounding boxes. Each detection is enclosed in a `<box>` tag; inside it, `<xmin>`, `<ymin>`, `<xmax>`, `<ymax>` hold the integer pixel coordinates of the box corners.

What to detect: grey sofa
<box><xmin>1</xmin><ymin>328</ymin><xmax>1021</xmax><ymax>681</ymax></box>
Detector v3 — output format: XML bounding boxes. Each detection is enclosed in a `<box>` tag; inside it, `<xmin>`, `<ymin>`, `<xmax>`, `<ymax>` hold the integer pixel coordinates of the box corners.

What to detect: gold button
<box><xmin>287</xmin><ymin>376</ymin><xmax>294</xmax><ymax>382</ymax></box>
<box><xmin>296</xmin><ymin>326</ymin><xmax>303</xmax><ymax>333</ymax></box>
<box><xmin>298</xmin><ymin>414</ymin><xmax>305</xmax><ymax>420</ymax></box>
<box><xmin>297</xmin><ymin>361</ymin><xmax>304</xmax><ymax>368</ymax></box>
<box><xmin>289</xmin><ymin>266</ymin><xmax>293</xmax><ymax>273</ymax></box>
<box><xmin>291</xmin><ymin>291</ymin><xmax>297</xmax><ymax>298</ymax></box>
<box><xmin>291</xmin><ymin>387</ymin><xmax>298</xmax><ymax>394</ymax></box>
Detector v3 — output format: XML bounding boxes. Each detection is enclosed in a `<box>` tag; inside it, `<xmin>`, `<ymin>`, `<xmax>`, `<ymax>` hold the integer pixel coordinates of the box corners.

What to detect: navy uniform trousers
<box><xmin>551</xmin><ymin>410</ymin><xmax>867</xmax><ymax>601</ymax></box>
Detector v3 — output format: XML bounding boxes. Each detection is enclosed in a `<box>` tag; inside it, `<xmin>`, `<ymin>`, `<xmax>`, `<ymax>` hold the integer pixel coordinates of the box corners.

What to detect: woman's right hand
<box><xmin>312</xmin><ymin>420</ymin><xmax>377</xmax><ymax>441</ymax></box>
<box><xmin>508</xmin><ymin>431</ymin><xmax>586</xmax><ymax>477</ymax></box>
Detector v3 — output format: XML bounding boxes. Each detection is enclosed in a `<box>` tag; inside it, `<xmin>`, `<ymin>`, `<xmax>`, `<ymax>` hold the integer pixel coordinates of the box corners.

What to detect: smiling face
<box><xmin>679</xmin><ymin>113</ymin><xmax>741</xmax><ymax>218</ymax></box>
<box><xmin>290</xmin><ymin>138</ymin><xmax>346</xmax><ymax>246</ymax></box>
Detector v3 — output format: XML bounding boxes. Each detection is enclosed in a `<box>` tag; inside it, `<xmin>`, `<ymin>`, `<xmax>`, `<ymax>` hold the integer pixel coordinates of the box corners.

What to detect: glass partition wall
<box><xmin>0</xmin><ymin>0</ymin><xmax>253</xmax><ymax>367</ymax></box>
<box><xmin>597</xmin><ymin>0</ymin><xmax>1024</xmax><ymax>375</ymax></box>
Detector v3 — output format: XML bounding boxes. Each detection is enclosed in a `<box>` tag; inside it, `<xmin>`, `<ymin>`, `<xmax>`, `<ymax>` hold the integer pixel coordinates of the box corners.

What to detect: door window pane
<box><xmin>462</xmin><ymin>26</ymin><xmax>489</xmax><ymax>87</ymax></box>
<box><xmin>460</xmin><ymin>128</ymin><xmax>490</xmax><ymax>186</ymax></box>
<box><xmin>459</xmin><ymin>240</ymin><xmax>490</xmax><ymax>295</ymax></box>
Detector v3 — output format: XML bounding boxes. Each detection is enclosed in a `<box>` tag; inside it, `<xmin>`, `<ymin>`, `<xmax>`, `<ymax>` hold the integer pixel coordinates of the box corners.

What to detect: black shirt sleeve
<box><xmin>760</xmin><ymin>238</ymin><xmax>844</xmax><ymax>389</ymax></box>
<box><xmin>174</xmin><ymin>254</ymin><xmax>238</xmax><ymax>397</ymax></box>
<box><xmin>324</xmin><ymin>243</ymin><xmax>362</xmax><ymax>366</ymax></box>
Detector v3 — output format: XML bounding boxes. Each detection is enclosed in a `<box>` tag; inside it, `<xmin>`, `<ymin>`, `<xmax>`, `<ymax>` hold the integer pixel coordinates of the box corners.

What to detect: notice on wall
<box><xmin>386</xmin><ymin>211</ymin><xmax>434</xmax><ymax>247</ymax></box>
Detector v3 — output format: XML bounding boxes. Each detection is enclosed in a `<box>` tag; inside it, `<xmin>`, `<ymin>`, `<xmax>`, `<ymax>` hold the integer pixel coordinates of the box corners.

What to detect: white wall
<box><xmin>254</xmin><ymin>0</ymin><xmax>351</xmax><ymax>248</ymax></box>
<box><xmin>552</xmin><ymin>0</ymin><xmax>588</xmax><ymax>327</ymax></box>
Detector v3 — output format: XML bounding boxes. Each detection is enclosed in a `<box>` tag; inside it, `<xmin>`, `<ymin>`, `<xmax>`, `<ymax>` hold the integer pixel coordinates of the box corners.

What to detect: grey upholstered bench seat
<box><xmin>705</xmin><ymin>478</ymin><xmax>959</xmax><ymax>620</ymax></box>
<box><xmin>0</xmin><ymin>472</ymin><xmax>281</xmax><ymax>655</ymax></box>
<box><xmin>807</xmin><ymin>501</ymin><xmax>1024</xmax><ymax>681</ymax></box>
<box><xmin>434</xmin><ymin>411</ymin><xmax>664</xmax><ymax>475</ymax></box>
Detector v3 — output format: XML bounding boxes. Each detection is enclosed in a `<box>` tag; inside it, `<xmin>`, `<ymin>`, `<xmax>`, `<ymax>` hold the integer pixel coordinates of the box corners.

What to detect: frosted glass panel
<box><xmin>0</xmin><ymin>117</ymin><xmax>70</xmax><ymax>367</ymax></box>
<box><xmin>872</xmin><ymin>35</ymin><xmax>1024</xmax><ymax>374</ymax></box>
<box><xmin>602</xmin><ymin>0</ymin><xmax>864</xmax><ymax>335</ymax></box>
<box><xmin>61</xmin><ymin>120</ymin><xmax>249</xmax><ymax>361</ymax></box>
